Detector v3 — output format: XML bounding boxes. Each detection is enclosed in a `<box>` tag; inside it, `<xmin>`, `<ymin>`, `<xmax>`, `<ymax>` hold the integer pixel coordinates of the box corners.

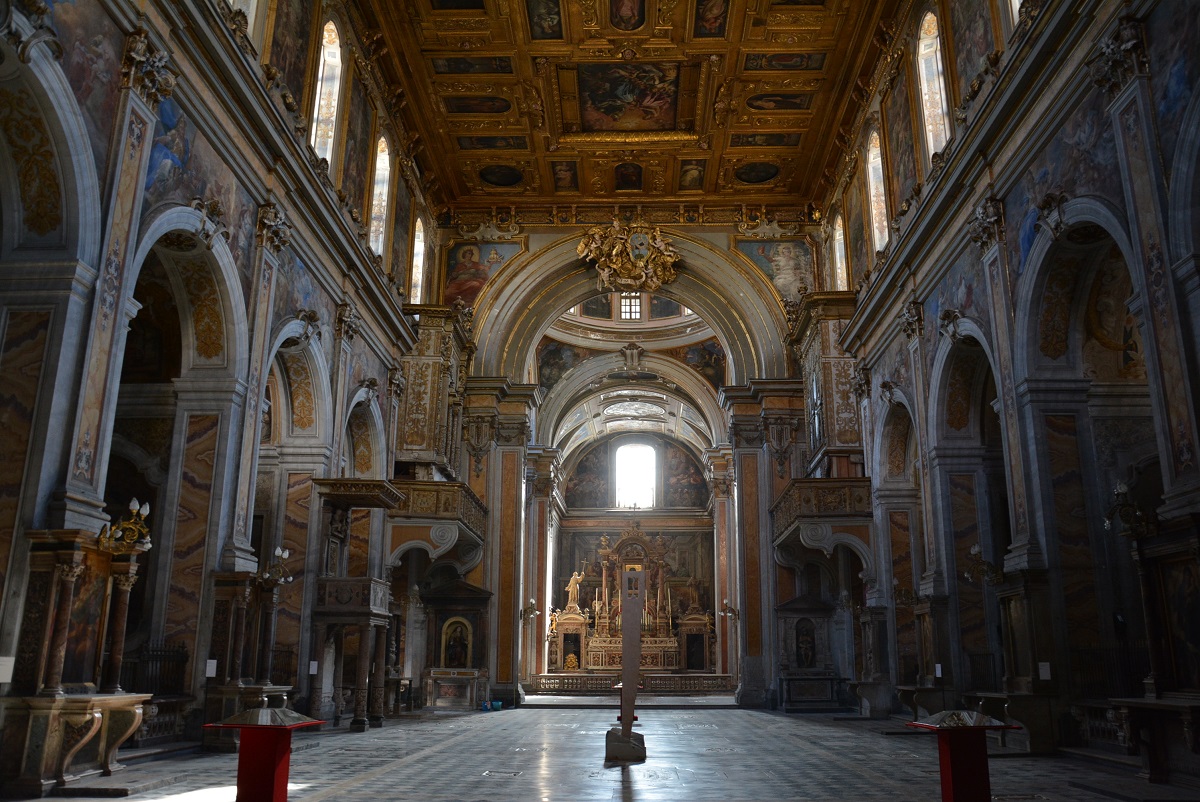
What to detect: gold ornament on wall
<box><xmin>576</xmin><ymin>219</ymin><xmax>681</xmax><ymax>293</ymax></box>
<box><xmin>98</xmin><ymin>498</ymin><xmax>152</xmax><ymax>555</ymax></box>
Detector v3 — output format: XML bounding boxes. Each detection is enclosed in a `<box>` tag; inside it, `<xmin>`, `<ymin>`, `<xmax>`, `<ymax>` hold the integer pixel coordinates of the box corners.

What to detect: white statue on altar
<box><xmin>565</xmin><ymin>571</ymin><xmax>584</xmax><ymax>611</ymax></box>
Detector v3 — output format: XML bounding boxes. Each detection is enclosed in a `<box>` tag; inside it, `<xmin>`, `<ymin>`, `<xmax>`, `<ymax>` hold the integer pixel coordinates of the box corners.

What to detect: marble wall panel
<box><xmin>889</xmin><ymin>510</ymin><xmax>918</xmax><ymax>680</ymax></box>
<box><xmin>164</xmin><ymin>414</ymin><xmax>220</xmax><ymax>688</ymax></box>
<box><xmin>0</xmin><ymin>310</ymin><xmax>50</xmax><ymax>604</ymax></box>
<box><xmin>1043</xmin><ymin>414</ymin><xmax>1100</xmax><ymax>651</ymax></box>
<box><xmin>949</xmin><ymin>473</ymin><xmax>986</xmax><ymax>654</ymax></box>
<box><xmin>274</xmin><ymin>471</ymin><xmax>314</xmax><ymax>677</ymax></box>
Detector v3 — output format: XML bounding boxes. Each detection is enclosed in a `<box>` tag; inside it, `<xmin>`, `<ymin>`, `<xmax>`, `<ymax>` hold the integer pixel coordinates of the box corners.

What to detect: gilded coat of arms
<box><xmin>576</xmin><ymin>220</ymin><xmax>681</xmax><ymax>293</ymax></box>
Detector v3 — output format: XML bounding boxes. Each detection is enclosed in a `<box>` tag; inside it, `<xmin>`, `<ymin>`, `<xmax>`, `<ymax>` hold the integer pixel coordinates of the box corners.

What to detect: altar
<box><xmin>545</xmin><ymin>522</ymin><xmax>715</xmax><ymax>677</ymax></box>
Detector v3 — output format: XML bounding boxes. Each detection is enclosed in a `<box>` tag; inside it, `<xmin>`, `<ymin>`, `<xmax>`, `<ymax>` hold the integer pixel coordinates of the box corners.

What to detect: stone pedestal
<box><xmin>0</xmin><ymin>693</ymin><xmax>150</xmax><ymax>797</ymax></box>
<box><xmin>851</xmin><ymin>680</ymin><xmax>897</xmax><ymax>719</ymax></box>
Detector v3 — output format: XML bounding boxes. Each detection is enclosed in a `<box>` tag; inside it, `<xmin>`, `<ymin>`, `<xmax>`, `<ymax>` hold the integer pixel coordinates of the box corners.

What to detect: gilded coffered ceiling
<box><xmin>363</xmin><ymin>0</ymin><xmax>897</xmax><ymax>212</ymax></box>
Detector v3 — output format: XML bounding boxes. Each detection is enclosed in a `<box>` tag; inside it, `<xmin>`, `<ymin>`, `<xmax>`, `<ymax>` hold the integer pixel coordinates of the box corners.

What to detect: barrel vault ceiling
<box><xmin>364</xmin><ymin>0</ymin><xmax>897</xmax><ymax>212</ymax></box>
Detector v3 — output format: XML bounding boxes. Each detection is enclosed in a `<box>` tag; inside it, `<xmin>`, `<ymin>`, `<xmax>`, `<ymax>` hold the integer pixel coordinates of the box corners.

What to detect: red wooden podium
<box><xmin>204</xmin><ymin>701</ymin><xmax>323</xmax><ymax>802</ymax></box>
<box><xmin>908</xmin><ymin>711</ymin><xmax>1019</xmax><ymax>802</ymax></box>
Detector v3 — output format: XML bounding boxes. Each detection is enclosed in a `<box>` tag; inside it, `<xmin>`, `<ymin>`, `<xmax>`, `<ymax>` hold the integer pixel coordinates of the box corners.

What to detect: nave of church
<box><xmin>0</xmin><ymin>0</ymin><xmax>1199</xmax><ymax>797</ymax></box>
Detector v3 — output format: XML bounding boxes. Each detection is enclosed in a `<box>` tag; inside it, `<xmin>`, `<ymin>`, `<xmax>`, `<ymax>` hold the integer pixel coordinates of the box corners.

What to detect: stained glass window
<box><xmin>917</xmin><ymin>13</ymin><xmax>950</xmax><ymax>157</ymax></box>
<box><xmin>310</xmin><ymin>22</ymin><xmax>343</xmax><ymax>165</ymax></box>
<box><xmin>866</xmin><ymin>131</ymin><xmax>889</xmax><ymax>252</ymax></box>
<box><xmin>831</xmin><ymin>215</ymin><xmax>848</xmax><ymax>291</ymax></box>
<box><xmin>410</xmin><ymin>219</ymin><xmax>426</xmax><ymax>303</ymax></box>
<box><xmin>368</xmin><ymin>137</ymin><xmax>391</xmax><ymax>255</ymax></box>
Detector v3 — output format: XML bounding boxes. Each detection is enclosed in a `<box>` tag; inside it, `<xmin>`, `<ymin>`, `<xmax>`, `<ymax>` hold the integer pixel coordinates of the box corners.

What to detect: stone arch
<box><xmin>343</xmin><ymin>393</ymin><xmax>386</xmax><ymax>479</ymax></box>
<box><xmin>130</xmin><ymin>206</ymin><xmax>251</xmax><ymax>381</ymax></box>
<box><xmin>1013</xmin><ymin>197</ymin><xmax>1138</xmax><ymax>382</ymax></box>
<box><xmin>264</xmin><ymin>318</ymin><xmax>335</xmax><ymax>443</ymax></box>
<box><xmin>925</xmin><ymin>317</ymin><xmax>1001</xmax><ymax>445</ymax></box>
<box><xmin>0</xmin><ymin>28</ymin><xmax>102</xmax><ymax>263</ymax></box>
<box><xmin>471</xmin><ymin>231</ymin><xmax>789</xmax><ymax>384</ymax></box>
<box><xmin>535</xmin><ymin>350</ymin><xmax>723</xmax><ymax>451</ymax></box>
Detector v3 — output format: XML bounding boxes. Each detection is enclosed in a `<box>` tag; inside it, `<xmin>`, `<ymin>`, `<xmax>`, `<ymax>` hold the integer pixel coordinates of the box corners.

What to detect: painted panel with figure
<box><xmin>883</xmin><ymin>65</ymin><xmax>917</xmax><ymax>204</ymax></box>
<box><xmin>267</xmin><ymin>0</ymin><xmax>316</xmax><ymax>100</ymax></box>
<box><xmin>610</xmin><ymin>0</ymin><xmax>645</xmax><ymax>31</ymax></box>
<box><xmin>664</xmin><ymin>443</ymin><xmax>708</xmax><ymax>507</ymax></box>
<box><xmin>730</xmin><ymin>133</ymin><xmax>802</xmax><ymax>148</ymax></box>
<box><xmin>443</xmin><ymin>241</ymin><xmax>523</xmax><ymax>306</ymax></box>
<box><xmin>431</xmin><ymin>56</ymin><xmax>514</xmax><ymax>74</ymax></box>
<box><xmin>552</xmin><ymin>161</ymin><xmax>579</xmax><ymax>191</ymax></box>
<box><xmin>844</xmin><ymin>177</ymin><xmax>869</xmax><ymax>286</ymax></box>
<box><xmin>526</xmin><ymin>0</ymin><xmax>564</xmax><ymax>39</ymax></box>
<box><xmin>744</xmin><ymin>53</ymin><xmax>827</xmax><ymax>72</ymax></box>
<box><xmin>456</xmin><ymin>136</ymin><xmax>528</xmax><ymax>150</ymax></box>
<box><xmin>736</xmin><ymin>239</ymin><xmax>814</xmax><ymax>301</ymax></box>
<box><xmin>566</xmin><ymin>446</ymin><xmax>610</xmax><ymax>508</ymax></box>
<box><xmin>693</xmin><ymin>0</ymin><xmax>729</xmax><ymax>37</ymax></box>
<box><xmin>948</xmin><ymin>0</ymin><xmax>995</xmax><ymax>107</ymax></box>
<box><xmin>578</xmin><ymin>63</ymin><xmax>679</xmax><ymax>131</ymax></box>
<box><xmin>678</xmin><ymin>159</ymin><xmax>707</xmax><ymax>191</ymax></box>
<box><xmin>340</xmin><ymin>75</ymin><xmax>373</xmax><ymax>214</ymax></box>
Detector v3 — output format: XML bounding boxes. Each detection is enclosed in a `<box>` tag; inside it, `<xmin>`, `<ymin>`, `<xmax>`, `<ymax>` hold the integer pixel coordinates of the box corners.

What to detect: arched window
<box><xmin>866</xmin><ymin>130</ymin><xmax>889</xmax><ymax>252</ymax></box>
<box><xmin>615</xmin><ymin>443</ymin><xmax>655</xmax><ymax>508</ymax></box>
<box><xmin>409</xmin><ymin>218</ymin><xmax>426</xmax><ymax>303</ymax></box>
<box><xmin>916</xmin><ymin>13</ymin><xmax>950</xmax><ymax>157</ymax></box>
<box><xmin>368</xmin><ymin>137</ymin><xmax>392</xmax><ymax>255</ymax></box>
<box><xmin>831</xmin><ymin>215</ymin><xmax>848</xmax><ymax>291</ymax></box>
<box><xmin>310</xmin><ymin>21</ymin><xmax>344</xmax><ymax>165</ymax></box>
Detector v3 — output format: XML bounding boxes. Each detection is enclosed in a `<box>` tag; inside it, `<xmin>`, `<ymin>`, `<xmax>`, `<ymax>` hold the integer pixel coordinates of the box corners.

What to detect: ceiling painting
<box><xmin>368</xmin><ymin>0</ymin><xmax>898</xmax><ymax>209</ymax></box>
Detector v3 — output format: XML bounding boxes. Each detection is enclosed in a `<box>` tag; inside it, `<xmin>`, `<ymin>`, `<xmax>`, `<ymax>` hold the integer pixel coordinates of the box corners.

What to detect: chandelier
<box><xmin>576</xmin><ymin>220</ymin><xmax>681</xmax><ymax>293</ymax></box>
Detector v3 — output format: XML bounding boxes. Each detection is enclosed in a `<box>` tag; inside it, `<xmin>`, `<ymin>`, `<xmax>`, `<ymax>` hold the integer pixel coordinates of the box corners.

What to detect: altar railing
<box><xmin>531</xmin><ymin>673</ymin><xmax>733</xmax><ymax>694</ymax></box>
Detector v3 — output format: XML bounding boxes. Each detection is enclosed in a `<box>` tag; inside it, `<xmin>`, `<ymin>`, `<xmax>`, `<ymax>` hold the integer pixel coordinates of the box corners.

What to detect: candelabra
<box><xmin>717</xmin><ymin>598</ymin><xmax>739</xmax><ymax>621</ymax></box>
<box><xmin>962</xmin><ymin>542</ymin><xmax>1004</xmax><ymax>585</ymax></box>
<box><xmin>519</xmin><ymin>597</ymin><xmax>540</xmax><ymax>622</ymax></box>
<box><xmin>1104</xmin><ymin>482</ymin><xmax>1157</xmax><ymax>539</ymax></box>
<box><xmin>257</xmin><ymin>546</ymin><xmax>294</xmax><ymax>588</ymax></box>
<box><xmin>97</xmin><ymin>498</ymin><xmax>153</xmax><ymax>554</ymax></box>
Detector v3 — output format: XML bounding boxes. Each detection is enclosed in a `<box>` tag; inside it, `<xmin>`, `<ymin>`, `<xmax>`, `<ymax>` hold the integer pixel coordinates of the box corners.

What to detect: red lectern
<box><xmin>204</xmin><ymin>701</ymin><xmax>324</xmax><ymax>802</ymax></box>
<box><xmin>907</xmin><ymin>710</ymin><xmax>1019</xmax><ymax>802</ymax></box>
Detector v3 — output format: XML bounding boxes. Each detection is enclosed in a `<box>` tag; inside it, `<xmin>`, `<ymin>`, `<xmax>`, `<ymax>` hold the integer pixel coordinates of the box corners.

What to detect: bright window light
<box><xmin>615</xmin><ymin>443</ymin><xmax>655</xmax><ymax>508</ymax></box>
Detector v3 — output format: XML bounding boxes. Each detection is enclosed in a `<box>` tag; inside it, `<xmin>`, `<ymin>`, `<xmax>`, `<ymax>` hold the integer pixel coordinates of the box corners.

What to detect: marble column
<box><xmin>101</xmin><ymin>569</ymin><xmax>139</xmax><ymax>694</ymax></box>
<box><xmin>351</xmin><ymin>624</ymin><xmax>371</xmax><ymax>731</ymax></box>
<box><xmin>370</xmin><ymin>624</ymin><xmax>387</xmax><ymax>726</ymax></box>
<box><xmin>41</xmin><ymin>561</ymin><xmax>85</xmax><ymax>696</ymax></box>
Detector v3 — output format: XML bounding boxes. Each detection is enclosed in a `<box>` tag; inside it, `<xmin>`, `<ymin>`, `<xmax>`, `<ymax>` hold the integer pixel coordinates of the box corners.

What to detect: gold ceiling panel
<box><xmin>364</xmin><ymin>0</ymin><xmax>896</xmax><ymax>210</ymax></box>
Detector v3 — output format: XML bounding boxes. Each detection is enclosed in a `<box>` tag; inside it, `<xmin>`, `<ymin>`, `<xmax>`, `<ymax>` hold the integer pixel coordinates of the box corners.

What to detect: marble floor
<box><xmin>57</xmin><ymin>706</ymin><xmax>1200</xmax><ymax>802</ymax></box>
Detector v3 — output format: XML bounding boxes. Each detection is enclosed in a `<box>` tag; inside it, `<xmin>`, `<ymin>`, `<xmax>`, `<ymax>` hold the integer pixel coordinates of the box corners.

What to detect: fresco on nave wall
<box><xmin>948</xmin><ymin>0</ymin><xmax>995</xmax><ymax>108</ymax></box>
<box><xmin>1080</xmin><ymin>244</ymin><xmax>1147</xmax><ymax>384</ymax></box>
<box><xmin>1005</xmin><ymin>87</ymin><xmax>1124</xmax><ymax>290</ymax></box>
<box><xmin>273</xmin><ymin>248</ymin><xmax>336</xmax><ymax>366</ymax></box>
<box><xmin>537</xmin><ymin>338</ymin><xmax>599</xmax><ymax>392</ymax></box>
<box><xmin>268</xmin><ymin>0</ymin><xmax>316</xmax><ymax>99</ymax></box>
<box><xmin>443</xmin><ymin>241</ymin><xmax>522</xmax><ymax>306</ymax></box>
<box><xmin>658</xmin><ymin>337</ymin><xmax>726</xmax><ymax>390</ymax></box>
<box><xmin>735</xmin><ymin>238</ymin><xmax>814</xmax><ymax>301</ymax></box>
<box><xmin>139</xmin><ymin>97</ymin><xmax>258</xmax><ymax>304</ymax></box>
<box><xmin>884</xmin><ymin>66</ymin><xmax>918</xmax><ymax>206</ymax></box>
<box><xmin>51</xmin><ymin>2</ymin><xmax>123</xmax><ymax>180</ymax></box>
<box><xmin>1145</xmin><ymin>0</ymin><xmax>1200</xmax><ymax>176</ymax></box>
<box><xmin>923</xmin><ymin>248</ymin><xmax>989</xmax><ymax>377</ymax></box>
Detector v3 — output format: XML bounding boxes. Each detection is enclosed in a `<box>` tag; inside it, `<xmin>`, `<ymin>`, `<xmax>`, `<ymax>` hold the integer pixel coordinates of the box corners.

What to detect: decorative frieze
<box><xmin>1088</xmin><ymin>16</ymin><xmax>1147</xmax><ymax>97</ymax></box>
<box><xmin>899</xmin><ymin>298</ymin><xmax>923</xmax><ymax>339</ymax></box>
<box><xmin>256</xmin><ymin>202</ymin><xmax>291</xmax><ymax>253</ymax></box>
<box><xmin>121</xmin><ymin>29</ymin><xmax>177</xmax><ymax>109</ymax></box>
<box><xmin>966</xmin><ymin>197</ymin><xmax>1005</xmax><ymax>251</ymax></box>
